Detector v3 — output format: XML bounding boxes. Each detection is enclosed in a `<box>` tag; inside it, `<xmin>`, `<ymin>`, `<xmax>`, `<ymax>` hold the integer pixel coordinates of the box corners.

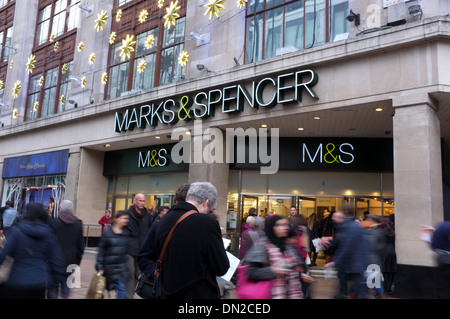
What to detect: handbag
<box><xmin>153</xmin><ymin>210</ymin><xmax>198</xmax><ymax>298</ymax></box>
<box><xmin>235</xmin><ymin>264</ymin><xmax>273</xmax><ymax>299</ymax></box>
<box><xmin>86</xmin><ymin>273</ymin><xmax>106</xmax><ymax>299</ymax></box>
<box><xmin>136</xmin><ymin>273</ymin><xmax>158</xmax><ymax>299</ymax></box>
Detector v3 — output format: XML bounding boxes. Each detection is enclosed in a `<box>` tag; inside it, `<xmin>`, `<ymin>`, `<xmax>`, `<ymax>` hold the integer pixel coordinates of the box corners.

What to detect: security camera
<box><xmin>346</xmin><ymin>9</ymin><xmax>360</xmax><ymax>26</ymax></box>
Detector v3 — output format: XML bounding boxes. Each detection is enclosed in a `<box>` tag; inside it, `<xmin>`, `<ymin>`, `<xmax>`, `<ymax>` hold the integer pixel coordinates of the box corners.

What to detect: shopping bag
<box><xmin>0</xmin><ymin>256</ymin><xmax>13</xmax><ymax>284</ymax></box>
<box><xmin>86</xmin><ymin>273</ymin><xmax>106</xmax><ymax>299</ymax></box>
<box><xmin>312</xmin><ymin>237</ymin><xmax>325</xmax><ymax>252</ymax></box>
<box><xmin>235</xmin><ymin>265</ymin><xmax>272</xmax><ymax>299</ymax></box>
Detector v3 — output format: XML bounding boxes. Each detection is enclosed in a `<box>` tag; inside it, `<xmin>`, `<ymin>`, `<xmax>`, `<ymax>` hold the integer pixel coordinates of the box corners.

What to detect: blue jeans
<box><xmin>115</xmin><ymin>280</ymin><xmax>125</xmax><ymax>299</ymax></box>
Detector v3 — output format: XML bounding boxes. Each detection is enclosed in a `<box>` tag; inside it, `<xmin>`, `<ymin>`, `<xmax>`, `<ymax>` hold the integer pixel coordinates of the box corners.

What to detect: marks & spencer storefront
<box><xmin>224</xmin><ymin>137</ymin><xmax>394</xmax><ymax>254</ymax></box>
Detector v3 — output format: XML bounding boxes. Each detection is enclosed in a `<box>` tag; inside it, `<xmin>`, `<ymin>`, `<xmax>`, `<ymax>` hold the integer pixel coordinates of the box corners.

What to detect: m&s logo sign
<box><xmin>302</xmin><ymin>142</ymin><xmax>355</xmax><ymax>165</ymax></box>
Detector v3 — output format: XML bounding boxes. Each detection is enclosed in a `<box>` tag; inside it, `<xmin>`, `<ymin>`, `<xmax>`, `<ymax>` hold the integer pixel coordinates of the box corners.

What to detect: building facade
<box><xmin>0</xmin><ymin>0</ymin><xmax>449</xmax><ymax>298</ymax></box>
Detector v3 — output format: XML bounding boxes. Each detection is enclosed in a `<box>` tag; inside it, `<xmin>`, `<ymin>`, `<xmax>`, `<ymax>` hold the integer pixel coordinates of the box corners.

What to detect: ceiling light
<box><xmin>261</xmin><ymin>124</ymin><xmax>268</xmax><ymax>128</ymax></box>
<box><xmin>375</xmin><ymin>107</ymin><xmax>383</xmax><ymax>112</ymax></box>
<box><xmin>313</xmin><ymin>116</ymin><xmax>320</xmax><ymax>120</ymax></box>
<box><xmin>298</xmin><ymin>127</ymin><xmax>304</xmax><ymax>131</ymax></box>
<box><xmin>186</xmin><ymin>130</ymin><xmax>191</xmax><ymax>135</ymax></box>
<box><xmin>104</xmin><ymin>144</ymin><xmax>111</xmax><ymax>148</ymax></box>
<box><xmin>155</xmin><ymin>136</ymin><xmax>161</xmax><ymax>139</ymax></box>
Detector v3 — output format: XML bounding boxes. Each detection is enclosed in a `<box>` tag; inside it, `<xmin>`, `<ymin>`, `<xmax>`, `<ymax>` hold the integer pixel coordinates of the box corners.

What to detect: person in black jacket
<box><xmin>136</xmin><ymin>184</ymin><xmax>190</xmax><ymax>299</ymax></box>
<box><xmin>125</xmin><ymin>193</ymin><xmax>151</xmax><ymax>298</ymax></box>
<box><xmin>154</xmin><ymin>182</ymin><xmax>229</xmax><ymax>299</ymax></box>
<box><xmin>48</xmin><ymin>199</ymin><xmax>84</xmax><ymax>299</ymax></box>
<box><xmin>96</xmin><ymin>210</ymin><xmax>130</xmax><ymax>299</ymax></box>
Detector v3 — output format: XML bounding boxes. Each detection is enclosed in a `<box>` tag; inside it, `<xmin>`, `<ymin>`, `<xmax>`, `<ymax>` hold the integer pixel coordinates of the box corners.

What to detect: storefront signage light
<box><xmin>114</xmin><ymin>69</ymin><xmax>319</xmax><ymax>132</ymax></box>
<box><xmin>138</xmin><ymin>148</ymin><xmax>169</xmax><ymax>168</ymax></box>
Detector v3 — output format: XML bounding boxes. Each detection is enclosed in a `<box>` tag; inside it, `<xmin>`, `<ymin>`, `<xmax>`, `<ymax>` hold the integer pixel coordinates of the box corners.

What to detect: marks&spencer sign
<box><xmin>232</xmin><ymin>138</ymin><xmax>393</xmax><ymax>172</ymax></box>
<box><xmin>114</xmin><ymin>69</ymin><xmax>319</xmax><ymax>132</ymax></box>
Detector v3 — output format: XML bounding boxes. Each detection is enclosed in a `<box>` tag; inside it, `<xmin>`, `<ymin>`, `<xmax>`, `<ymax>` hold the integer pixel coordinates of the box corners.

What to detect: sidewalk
<box><xmin>70</xmin><ymin>249</ymin><xmax>341</xmax><ymax>299</ymax></box>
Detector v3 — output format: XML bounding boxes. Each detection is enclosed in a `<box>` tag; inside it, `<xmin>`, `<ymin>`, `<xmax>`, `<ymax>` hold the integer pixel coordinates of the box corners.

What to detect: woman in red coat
<box><xmin>99</xmin><ymin>209</ymin><xmax>114</xmax><ymax>233</ymax></box>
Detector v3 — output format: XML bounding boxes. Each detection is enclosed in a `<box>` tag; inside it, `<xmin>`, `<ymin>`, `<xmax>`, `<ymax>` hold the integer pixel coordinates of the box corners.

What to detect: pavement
<box><xmin>70</xmin><ymin>249</ymin><xmax>341</xmax><ymax>300</ymax></box>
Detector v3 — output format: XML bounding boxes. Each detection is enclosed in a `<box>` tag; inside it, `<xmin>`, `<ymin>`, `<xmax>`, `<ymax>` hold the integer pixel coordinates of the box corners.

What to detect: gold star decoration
<box><xmin>32</xmin><ymin>102</ymin><xmax>39</xmax><ymax>112</ymax></box>
<box><xmin>26</xmin><ymin>54</ymin><xmax>36</xmax><ymax>74</ymax></box>
<box><xmin>236</xmin><ymin>0</ymin><xmax>247</xmax><ymax>9</ymax></box>
<box><xmin>49</xmin><ymin>33</ymin><xmax>56</xmax><ymax>42</ymax></box>
<box><xmin>119</xmin><ymin>34</ymin><xmax>136</xmax><ymax>60</ymax></box>
<box><xmin>139</xmin><ymin>9</ymin><xmax>148</xmax><ymax>23</ymax></box>
<box><xmin>60</xmin><ymin>94</ymin><xmax>66</xmax><ymax>105</ymax></box>
<box><xmin>39</xmin><ymin>75</ymin><xmax>44</xmax><ymax>86</ymax></box>
<box><xmin>145</xmin><ymin>34</ymin><xmax>155</xmax><ymax>49</ymax></box>
<box><xmin>95</xmin><ymin>9</ymin><xmax>109</xmax><ymax>31</ymax></box>
<box><xmin>178</xmin><ymin>50</ymin><xmax>189</xmax><ymax>66</ymax></box>
<box><xmin>0</xmin><ymin>80</ymin><xmax>3</xmax><ymax>89</ymax></box>
<box><xmin>101</xmin><ymin>72</ymin><xmax>108</xmax><ymax>85</ymax></box>
<box><xmin>89</xmin><ymin>53</ymin><xmax>96</xmax><ymax>65</ymax></box>
<box><xmin>77</xmin><ymin>41</ymin><xmax>85</xmax><ymax>52</ymax></box>
<box><xmin>109</xmin><ymin>32</ymin><xmax>116</xmax><ymax>44</ymax></box>
<box><xmin>204</xmin><ymin>0</ymin><xmax>226</xmax><ymax>20</ymax></box>
<box><xmin>12</xmin><ymin>80</ymin><xmax>21</xmax><ymax>98</ymax></box>
<box><xmin>81</xmin><ymin>76</ymin><xmax>87</xmax><ymax>88</ymax></box>
<box><xmin>54</xmin><ymin>41</ymin><xmax>60</xmax><ymax>52</ymax></box>
<box><xmin>158</xmin><ymin>0</ymin><xmax>165</xmax><ymax>8</ymax></box>
<box><xmin>61</xmin><ymin>63</ymin><xmax>69</xmax><ymax>74</ymax></box>
<box><xmin>116</xmin><ymin>9</ymin><xmax>122</xmax><ymax>22</ymax></box>
<box><xmin>12</xmin><ymin>108</ymin><xmax>18</xmax><ymax>119</ymax></box>
<box><xmin>163</xmin><ymin>1</ymin><xmax>181</xmax><ymax>29</ymax></box>
<box><xmin>137</xmin><ymin>59</ymin><xmax>147</xmax><ymax>73</ymax></box>
<box><xmin>9</xmin><ymin>60</ymin><xmax>13</xmax><ymax>69</ymax></box>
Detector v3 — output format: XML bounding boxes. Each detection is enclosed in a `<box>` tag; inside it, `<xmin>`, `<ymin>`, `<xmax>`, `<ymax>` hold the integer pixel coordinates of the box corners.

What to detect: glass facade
<box><xmin>245</xmin><ymin>0</ymin><xmax>349</xmax><ymax>63</ymax></box>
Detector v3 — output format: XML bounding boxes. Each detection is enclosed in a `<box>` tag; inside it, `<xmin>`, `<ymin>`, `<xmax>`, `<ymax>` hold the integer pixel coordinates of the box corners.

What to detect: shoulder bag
<box><xmin>142</xmin><ymin>210</ymin><xmax>197</xmax><ymax>299</ymax></box>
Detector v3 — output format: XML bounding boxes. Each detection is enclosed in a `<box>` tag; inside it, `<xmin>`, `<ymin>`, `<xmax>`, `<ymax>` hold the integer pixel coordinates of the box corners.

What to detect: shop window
<box><xmin>26</xmin><ymin>73</ymin><xmax>43</xmax><ymax>121</ymax></box>
<box><xmin>160</xmin><ymin>17</ymin><xmax>185</xmax><ymax>86</ymax></box>
<box><xmin>2</xmin><ymin>175</ymin><xmax>66</xmax><ymax>217</ymax></box>
<box><xmin>35</xmin><ymin>0</ymin><xmax>80</xmax><ymax>46</ymax></box>
<box><xmin>25</xmin><ymin>1</ymin><xmax>79</xmax><ymax>121</ymax></box>
<box><xmin>108</xmin><ymin>43</ymin><xmax>130</xmax><ymax>99</ymax></box>
<box><xmin>106</xmin><ymin>1</ymin><xmax>186</xmax><ymax>100</ymax></box>
<box><xmin>41</xmin><ymin>67</ymin><xmax>59</xmax><ymax>117</ymax></box>
<box><xmin>245</xmin><ymin>0</ymin><xmax>348</xmax><ymax>63</ymax></box>
<box><xmin>132</xmin><ymin>28</ymin><xmax>159</xmax><ymax>91</ymax></box>
<box><xmin>35</xmin><ymin>4</ymin><xmax>51</xmax><ymax>45</ymax></box>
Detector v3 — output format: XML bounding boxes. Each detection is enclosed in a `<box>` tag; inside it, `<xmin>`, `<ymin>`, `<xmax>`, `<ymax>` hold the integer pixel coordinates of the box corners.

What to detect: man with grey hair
<box><xmin>48</xmin><ymin>199</ymin><xmax>84</xmax><ymax>299</ymax></box>
<box><xmin>155</xmin><ymin>182</ymin><xmax>229</xmax><ymax>298</ymax></box>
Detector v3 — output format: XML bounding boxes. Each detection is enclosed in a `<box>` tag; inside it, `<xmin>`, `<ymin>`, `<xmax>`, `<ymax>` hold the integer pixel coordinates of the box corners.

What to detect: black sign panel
<box><xmin>231</xmin><ymin>137</ymin><xmax>393</xmax><ymax>172</ymax></box>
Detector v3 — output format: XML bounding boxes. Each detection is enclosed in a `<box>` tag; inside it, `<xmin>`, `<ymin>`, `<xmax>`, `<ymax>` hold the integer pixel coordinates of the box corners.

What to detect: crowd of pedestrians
<box><xmin>0</xmin><ymin>185</ymin><xmax>449</xmax><ymax>300</ymax></box>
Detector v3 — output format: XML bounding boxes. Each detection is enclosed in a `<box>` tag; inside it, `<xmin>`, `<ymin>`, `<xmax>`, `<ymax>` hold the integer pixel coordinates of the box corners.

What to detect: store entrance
<box><xmin>229</xmin><ymin>193</ymin><xmax>395</xmax><ymax>256</ymax></box>
<box><xmin>111</xmin><ymin>193</ymin><xmax>175</xmax><ymax>214</ymax></box>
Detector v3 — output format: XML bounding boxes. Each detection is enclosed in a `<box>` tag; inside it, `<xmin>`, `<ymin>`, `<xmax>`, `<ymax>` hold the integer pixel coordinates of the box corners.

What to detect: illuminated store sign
<box><xmin>114</xmin><ymin>69</ymin><xmax>319</xmax><ymax>132</ymax></box>
<box><xmin>103</xmin><ymin>144</ymin><xmax>188</xmax><ymax>175</ymax></box>
<box><xmin>2</xmin><ymin>150</ymin><xmax>69</xmax><ymax>178</ymax></box>
<box><xmin>232</xmin><ymin>138</ymin><xmax>393</xmax><ymax>172</ymax></box>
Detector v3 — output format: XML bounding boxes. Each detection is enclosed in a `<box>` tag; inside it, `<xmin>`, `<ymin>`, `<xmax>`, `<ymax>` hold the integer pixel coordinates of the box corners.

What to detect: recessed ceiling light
<box><xmin>313</xmin><ymin>116</ymin><xmax>320</xmax><ymax>120</ymax></box>
<box><xmin>375</xmin><ymin>107</ymin><xmax>383</xmax><ymax>112</ymax></box>
<box><xmin>155</xmin><ymin>136</ymin><xmax>161</xmax><ymax>139</ymax></box>
<box><xmin>298</xmin><ymin>127</ymin><xmax>304</xmax><ymax>131</ymax></box>
<box><xmin>261</xmin><ymin>124</ymin><xmax>268</xmax><ymax>128</ymax></box>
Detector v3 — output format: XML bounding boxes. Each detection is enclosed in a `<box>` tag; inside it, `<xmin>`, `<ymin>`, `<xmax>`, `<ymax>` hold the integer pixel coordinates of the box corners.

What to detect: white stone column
<box><xmin>393</xmin><ymin>93</ymin><xmax>444</xmax><ymax>267</ymax></box>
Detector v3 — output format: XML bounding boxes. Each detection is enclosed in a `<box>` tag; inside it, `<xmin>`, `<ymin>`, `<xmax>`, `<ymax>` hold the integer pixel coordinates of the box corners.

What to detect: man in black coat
<box><xmin>48</xmin><ymin>200</ymin><xmax>84</xmax><ymax>299</ymax></box>
<box><xmin>155</xmin><ymin>182</ymin><xmax>229</xmax><ymax>299</ymax></box>
<box><xmin>125</xmin><ymin>193</ymin><xmax>151</xmax><ymax>298</ymax></box>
